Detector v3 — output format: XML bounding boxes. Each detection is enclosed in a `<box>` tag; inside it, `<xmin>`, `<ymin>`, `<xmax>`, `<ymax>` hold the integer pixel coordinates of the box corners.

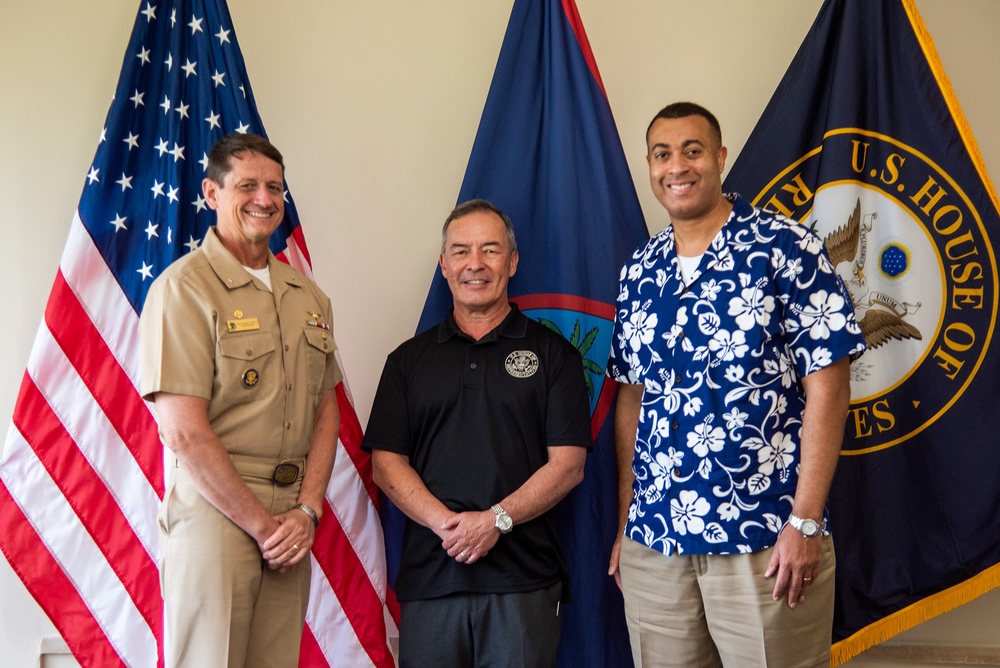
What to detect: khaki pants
<box><xmin>619</xmin><ymin>536</ymin><xmax>835</xmax><ymax>668</ymax></box>
<box><xmin>159</xmin><ymin>465</ymin><xmax>311</xmax><ymax>668</ymax></box>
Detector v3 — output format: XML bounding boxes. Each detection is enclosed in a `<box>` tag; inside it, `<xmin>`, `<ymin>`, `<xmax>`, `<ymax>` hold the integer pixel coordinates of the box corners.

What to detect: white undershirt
<box><xmin>677</xmin><ymin>254</ymin><xmax>703</xmax><ymax>286</ymax></box>
<box><xmin>243</xmin><ymin>264</ymin><xmax>272</xmax><ymax>291</ymax></box>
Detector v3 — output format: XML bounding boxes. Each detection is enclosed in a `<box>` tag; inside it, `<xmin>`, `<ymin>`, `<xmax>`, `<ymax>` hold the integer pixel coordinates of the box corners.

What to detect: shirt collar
<box><xmin>202</xmin><ymin>226</ymin><xmax>303</xmax><ymax>292</ymax></box>
<box><xmin>437</xmin><ymin>303</ymin><xmax>526</xmax><ymax>344</ymax></box>
<box><xmin>652</xmin><ymin>193</ymin><xmax>750</xmax><ymax>287</ymax></box>
<box><xmin>663</xmin><ymin>192</ymin><xmax>747</xmax><ymax>240</ymax></box>
<box><xmin>726</xmin><ymin>192</ymin><xmax>754</xmax><ymax>224</ymax></box>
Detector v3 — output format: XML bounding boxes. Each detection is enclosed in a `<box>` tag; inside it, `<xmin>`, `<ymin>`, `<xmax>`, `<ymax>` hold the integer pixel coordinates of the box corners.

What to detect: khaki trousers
<box><xmin>619</xmin><ymin>536</ymin><xmax>835</xmax><ymax>668</ymax></box>
<box><xmin>159</xmin><ymin>464</ymin><xmax>311</xmax><ymax>668</ymax></box>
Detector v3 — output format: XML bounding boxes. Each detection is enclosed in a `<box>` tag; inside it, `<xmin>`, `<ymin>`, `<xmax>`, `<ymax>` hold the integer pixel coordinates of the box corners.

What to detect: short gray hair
<box><xmin>441</xmin><ymin>199</ymin><xmax>517</xmax><ymax>254</ymax></box>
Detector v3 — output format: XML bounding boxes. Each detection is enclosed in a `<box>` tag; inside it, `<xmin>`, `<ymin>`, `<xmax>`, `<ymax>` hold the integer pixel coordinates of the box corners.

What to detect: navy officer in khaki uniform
<box><xmin>140</xmin><ymin>133</ymin><xmax>341</xmax><ymax>668</ymax></box>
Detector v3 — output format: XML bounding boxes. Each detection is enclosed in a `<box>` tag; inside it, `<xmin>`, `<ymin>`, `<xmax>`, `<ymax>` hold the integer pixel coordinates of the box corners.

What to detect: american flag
<box><xmin>0</xmin><ymin>0</ymin><xmax>397</xmax><ymax>665</ymax></box>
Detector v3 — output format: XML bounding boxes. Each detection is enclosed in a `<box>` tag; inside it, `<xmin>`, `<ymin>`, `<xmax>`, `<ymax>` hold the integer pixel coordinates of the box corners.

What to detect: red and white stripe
<box><xmin>0</xmin><ymin>213</ymin><xmax>397</xmax><ymax>667</ymax></box>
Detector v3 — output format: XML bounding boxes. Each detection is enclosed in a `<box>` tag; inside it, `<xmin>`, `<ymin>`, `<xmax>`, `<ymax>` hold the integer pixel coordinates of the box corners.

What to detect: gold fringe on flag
<box><xmin>831</xmin><ymin>561</ymin><xmax>1000</xmax><ymax>666</ymax></box>
<box><xmin>902</xmin><ymin>0</ymin><xmax>1000</xmax><ymax>217</ymax></box>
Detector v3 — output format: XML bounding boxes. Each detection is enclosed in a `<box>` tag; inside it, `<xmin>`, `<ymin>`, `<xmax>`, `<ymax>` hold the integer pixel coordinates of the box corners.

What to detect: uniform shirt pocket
<box><xmin>302</xmin><ymin>327</ymin><xmax>334</xmax><ymax>394</ymax></box>
<box><xmin>218</xmin><ymin>331</ymin><xmax>276</xmax><ymax>404</ymax></box>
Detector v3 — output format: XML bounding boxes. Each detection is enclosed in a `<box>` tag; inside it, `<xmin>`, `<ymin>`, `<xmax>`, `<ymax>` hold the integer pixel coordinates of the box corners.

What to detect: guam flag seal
<box><xmin>723</xmin><ymin>0</ymin><xmax>1000</xmax><ymax>663</ymax></box>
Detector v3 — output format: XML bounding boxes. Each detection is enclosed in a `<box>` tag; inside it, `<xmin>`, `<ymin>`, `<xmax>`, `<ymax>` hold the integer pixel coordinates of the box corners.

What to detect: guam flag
<box><xmin>388</xmin><ymin>0</ymin><xmax>648</xmax><ymax>664</ymax></box>
<box><xmin>722</xmin><ymin>0</ymin><xmax>1000</xmax><ymax>663</ymax></box>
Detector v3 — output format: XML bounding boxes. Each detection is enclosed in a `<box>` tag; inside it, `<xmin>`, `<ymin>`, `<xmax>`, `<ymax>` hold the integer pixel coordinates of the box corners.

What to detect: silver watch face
<box><xmin>800</xmin><ymin>518</ymin><xmax>820</xmax><ymax>537</ymax></box>
<box><xmin>496</xmin><ymin>513</ymin><xmax>513</xmax><ymax>533</ymax></box>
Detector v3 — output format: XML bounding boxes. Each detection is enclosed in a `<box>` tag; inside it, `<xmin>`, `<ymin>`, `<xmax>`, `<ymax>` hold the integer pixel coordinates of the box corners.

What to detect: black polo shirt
<box><xmin>363</xmin><ymin>305</ymin><xmax>592</xmax><ymax>602</ymax></box>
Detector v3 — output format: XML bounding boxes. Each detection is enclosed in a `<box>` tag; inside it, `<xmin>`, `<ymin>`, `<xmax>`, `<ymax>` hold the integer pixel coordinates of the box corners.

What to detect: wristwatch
<box><xmin>787</xmin><ymin>513</ymin><xmax>826</xmax><ymax>538</ymax></box>
<box><xmin>491</xmin><ymin>504</ymin><xmax>513</xmax><ymax>534</ymax></box>
<box><xmin>295</xmin><ymin>503</ymin><xmax>319</xmax><ymax>528</ymax></box>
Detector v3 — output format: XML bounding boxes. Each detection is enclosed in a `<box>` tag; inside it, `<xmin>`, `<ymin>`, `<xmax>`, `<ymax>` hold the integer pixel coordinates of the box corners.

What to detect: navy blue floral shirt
<box><xmin>608</xmin><ymin>194</ymin><xmax>866</xmax><ymax>555</ymax></box>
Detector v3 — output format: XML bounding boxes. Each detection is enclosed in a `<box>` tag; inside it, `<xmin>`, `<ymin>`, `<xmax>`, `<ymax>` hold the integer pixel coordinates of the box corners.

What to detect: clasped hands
<box><xmin>259</xmin><ymin>508</ymin><xmax>315</xmax><ymax>572</ymax></box>
<box><xmin>439</xmin><ymin>509</ymin><xmax>500</xmax><ymax>565</ymax></box>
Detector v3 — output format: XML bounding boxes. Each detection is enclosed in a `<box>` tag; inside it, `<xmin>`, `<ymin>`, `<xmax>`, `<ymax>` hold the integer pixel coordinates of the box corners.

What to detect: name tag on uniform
<box><xmin>227</xmin><ymin>317</ymin><xmax>260</xmax><ymax>332</ymax></box>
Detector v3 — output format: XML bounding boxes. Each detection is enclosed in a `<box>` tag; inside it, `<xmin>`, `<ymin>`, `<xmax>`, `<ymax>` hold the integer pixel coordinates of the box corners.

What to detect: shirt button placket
<box><xmin>464</xmin><ymin>348</ymin><xmax>483</xmax><ymax>388</ymax></box>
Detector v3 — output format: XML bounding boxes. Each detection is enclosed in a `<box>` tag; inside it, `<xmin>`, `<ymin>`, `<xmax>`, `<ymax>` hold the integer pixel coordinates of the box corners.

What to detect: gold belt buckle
<box><xmin>271</xmin><ymin>463</ymin><xmax>299</xmax><ymax>486</ymax></box>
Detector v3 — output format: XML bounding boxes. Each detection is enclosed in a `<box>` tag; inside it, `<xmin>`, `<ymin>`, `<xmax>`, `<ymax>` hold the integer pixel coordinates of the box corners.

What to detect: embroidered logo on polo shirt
<box><xmin>505</xmin><ymin>351</ymin><xmax>539</xmax><ymax>378</ymax></box>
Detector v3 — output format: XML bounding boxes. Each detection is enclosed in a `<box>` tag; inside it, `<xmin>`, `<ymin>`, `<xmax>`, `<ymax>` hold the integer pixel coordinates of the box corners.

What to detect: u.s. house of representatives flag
<box><xmin>723</xmin><ymin>0</ymin><xmax>1000</xmax><ymax>663</ymax></box>
<box><xmin>0</xmin><ymin>1</ymin><xmax>395</xmax><ymax>666</ymax></box>
<box><xmin>398</xmin><ymin>0</ymin><xmax>649</xmax><ymax>665</ymax></box>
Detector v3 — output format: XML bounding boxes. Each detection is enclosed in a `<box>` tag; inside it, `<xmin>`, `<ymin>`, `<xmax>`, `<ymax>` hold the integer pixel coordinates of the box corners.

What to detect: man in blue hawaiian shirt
<box><xmin>607</xmin><ymin>102</ymin><xmax>866</xmax><ymax>668</ymax></box>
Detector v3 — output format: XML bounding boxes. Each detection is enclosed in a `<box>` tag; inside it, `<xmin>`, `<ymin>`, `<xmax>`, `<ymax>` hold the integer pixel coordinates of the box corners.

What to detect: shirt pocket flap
<box><xmin>219</xmin><ymin>332</ymin><xmax>275</xmax><ymax>361</ymax></box>
<box><xmin>303</xmin><ymin>327</ymin><xmax>334</xmax><ymax>354</ymax></box>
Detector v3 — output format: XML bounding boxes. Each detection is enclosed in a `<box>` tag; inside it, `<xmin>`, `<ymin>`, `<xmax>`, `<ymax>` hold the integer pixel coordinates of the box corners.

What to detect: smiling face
<box><xmin>203</xmin><ymin>151</ymin><xmax>285</xmax><ymax>256</ymax></box>
<box><xmin>646</xmin><ymin>114</ymin><xmax>728</xmax><ymax>224</ymax></box>
<box><xmin>439</xmin><ymin>209</ymin><xmax>519</xmax><ymax>319</ymax></box>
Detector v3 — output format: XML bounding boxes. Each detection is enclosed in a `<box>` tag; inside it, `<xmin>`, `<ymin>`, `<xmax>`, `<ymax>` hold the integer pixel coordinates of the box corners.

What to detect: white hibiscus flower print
<box><xmin>708</xmin><ymin>329</ymin><xmax>748</xmax><ymax>361</ymax></box>
<box><xmin>757</xmin><ymin>431</ymin><xmax>796</xmax><ymax>480</ymax></box>
<box><xmin>623</xmin><ymin>309</ymin><xmax>658</xmax><ymax>352</ymax></box>
<box><xmin>670</xmin><ymin>489</ymin><xmax>711</xmax><ymax>535</ymax></box>
<box><xmin>643</xmin><ymin>452</ymin><xmax>675</xmax><ymax>503</ymax></box>
<box><xmin>687</xmin><ymin>419</ymin><xmax>726</xmax><ymax>458</ymax></box>
<box><xmin>778</xmin><ymin>353</ymin><xmax>797</xmax><ymax>388</ymax></box>
<box><xmin>799</xmin><ymin>290</ymin><xmax>848</xmax><ymax>340</ymax></box>
<box><xmin>728</xmin><ymin>281</ymin><xmax>775</xmax><ymax>331</ymax></box>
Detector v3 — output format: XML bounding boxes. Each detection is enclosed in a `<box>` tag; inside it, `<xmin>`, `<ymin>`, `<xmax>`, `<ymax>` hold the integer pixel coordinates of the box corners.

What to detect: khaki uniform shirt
<box><xmin>140</xmin><ymin>226</ymin><xmax>341</xmax><ymax>461</ymax></box>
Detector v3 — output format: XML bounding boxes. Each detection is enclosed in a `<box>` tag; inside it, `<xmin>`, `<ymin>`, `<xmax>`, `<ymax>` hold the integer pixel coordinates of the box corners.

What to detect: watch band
<box><xmin>787</xmin><ymin>513</ymin><xmax>827</xmax><ymax>537</ymax></box>
<box><xmin>491</xmin><ymin>503</ymin><xmax>513</xmax><ymax>534</ymax></box>
<box><xmin>295</xmin><ymin>502</ymin><xmax>319</xmax><ymax>528</ymax></box>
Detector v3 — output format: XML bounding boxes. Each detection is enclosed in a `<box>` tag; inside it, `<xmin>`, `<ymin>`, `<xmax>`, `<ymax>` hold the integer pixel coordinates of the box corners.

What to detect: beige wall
<box><xmin>1</xmin><ymin>2</ymin><xmax>998</xmax><ymax>666</ymax></box>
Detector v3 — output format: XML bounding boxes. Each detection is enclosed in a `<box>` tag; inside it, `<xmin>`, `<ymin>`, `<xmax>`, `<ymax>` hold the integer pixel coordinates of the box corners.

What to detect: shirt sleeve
<box><xmin>361</xmin><ymin>353</ymin><xmax>412</xmax><ymax>455</ymax></box>
<box><xmin>773</xmin><ymin>224</ymin><xmax>868</xmax><ymax>377</ymax></box>
<box><xmin>607</xmin><ymin>252</ymin><xmax>648</xmax><ymax>385</ymax></box>
<box><xmin>545</xmin><ymin>342</ymin><xmax>594</xmax><ymax>450</ymax></box>
<box><xmin>139</xmin><ymin>276</ymin><xmax>217</xmax><ymax>402</ymax></box>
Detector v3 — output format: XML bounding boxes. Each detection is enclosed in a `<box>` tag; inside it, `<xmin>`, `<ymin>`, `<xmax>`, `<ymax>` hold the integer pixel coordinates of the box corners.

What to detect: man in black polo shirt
<box><xmin>363</xmin><ymin>199</ymin><xmax>592</xmax><ymax>667</ymax></box>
